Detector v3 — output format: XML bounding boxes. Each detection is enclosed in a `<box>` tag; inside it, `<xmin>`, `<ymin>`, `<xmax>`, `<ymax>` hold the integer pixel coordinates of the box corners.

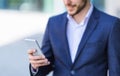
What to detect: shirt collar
<box><xmin>67</xmin><ymin>3</ymin><xmax>93</xmax><ymax>26</ymax></box>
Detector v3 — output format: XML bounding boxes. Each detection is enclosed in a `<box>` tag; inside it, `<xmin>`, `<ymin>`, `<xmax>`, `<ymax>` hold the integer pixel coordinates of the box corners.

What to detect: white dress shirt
<box><xmin>67</xmin><ymin>4</ymin><xmax>93</xmax><ymax>62</ymax></box>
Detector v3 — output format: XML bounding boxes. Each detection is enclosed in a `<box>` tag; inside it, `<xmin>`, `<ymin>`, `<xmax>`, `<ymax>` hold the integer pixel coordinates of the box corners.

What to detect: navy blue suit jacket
<box><xmin>30</xmin><ymin>7</ymin><xmax>120</xmax><ymax>76</ymax></box>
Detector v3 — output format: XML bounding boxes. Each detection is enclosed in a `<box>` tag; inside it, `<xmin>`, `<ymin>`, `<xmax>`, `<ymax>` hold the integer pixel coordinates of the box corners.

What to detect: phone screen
<box><xmin>24</xmin><ymin>38</ymin><xmax>43</xmax><ymax>56</ymax></box>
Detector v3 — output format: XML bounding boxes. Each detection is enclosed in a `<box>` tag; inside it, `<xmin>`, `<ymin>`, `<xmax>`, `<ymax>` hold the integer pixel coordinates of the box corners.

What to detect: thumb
<box><xmin>27</xmin><ymin>49</ymin><xmax>36</xmax><ymax>55</ymax></box>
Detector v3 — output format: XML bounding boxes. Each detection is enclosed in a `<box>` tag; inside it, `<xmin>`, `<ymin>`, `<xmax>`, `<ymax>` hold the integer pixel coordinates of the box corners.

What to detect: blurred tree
<box><xmin>92</xmin><ymin>0</ymin><xmax>105</xmax><ymax>11</ymax></box>
<box><xmin>8</xmin><ymin>0</ymin><xmax>23</xmax><ymax>9</ymax></box>
<box><xmin>0</xmin><ymin>0</ymin><xmax>8</xmax><ymax>9</ymax></box>
<box><xmin>43</xmin><ymin>0</ymin><xmax>53</xmax><ymax>12</ymax></box>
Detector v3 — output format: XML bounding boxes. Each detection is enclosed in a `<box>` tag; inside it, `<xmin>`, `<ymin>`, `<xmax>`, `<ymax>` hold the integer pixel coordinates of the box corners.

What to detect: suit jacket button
<box><xmin>71</xmin><ymin>70</ymin><xmax>75</xmax><ymax>75</ymax></box>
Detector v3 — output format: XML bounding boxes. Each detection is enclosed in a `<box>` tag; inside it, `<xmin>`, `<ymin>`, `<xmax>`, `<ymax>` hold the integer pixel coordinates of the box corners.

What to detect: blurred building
<box><xmin>0</xmin><ymin>0</ymin><xmax>120</xmax><ymax>18</ymax></box>
<box><xmin>0</xmin><ymin>0</ymin><xmax>63</xmax><ymax>13</ymax></box>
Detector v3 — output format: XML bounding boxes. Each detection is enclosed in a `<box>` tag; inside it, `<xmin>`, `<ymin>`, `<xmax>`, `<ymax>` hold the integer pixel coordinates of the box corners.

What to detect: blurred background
<box><xmin>0</xmin><ymin>0</ymin><xmax>119</xmax><ymax>76</ymax></box>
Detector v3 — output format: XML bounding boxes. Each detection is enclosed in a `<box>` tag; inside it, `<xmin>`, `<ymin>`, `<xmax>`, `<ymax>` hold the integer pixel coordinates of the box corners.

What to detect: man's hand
<box><xmin>28</xmin><ymin>49</ymin><xmax>50</xmax><ymax>70</ymax></box>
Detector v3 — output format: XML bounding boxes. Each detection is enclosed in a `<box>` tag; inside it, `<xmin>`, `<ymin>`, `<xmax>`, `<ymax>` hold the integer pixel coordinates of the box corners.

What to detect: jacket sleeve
<box><xmin>30</xmin><ymin>18</ymin><xmax>54</xmax><ymax>76</ymax></box>
<box><xmin>108</xmin><ymin>19</ymin><xmax>120</xmax><ymax>76</ymax></box>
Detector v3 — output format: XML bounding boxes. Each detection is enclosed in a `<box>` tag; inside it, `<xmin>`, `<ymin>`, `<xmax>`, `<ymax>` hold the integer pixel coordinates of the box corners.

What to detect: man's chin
<box><xmin>68</xmin><ymin>12</ymin><xmax>76</xmax><ymax>16</ymax></box>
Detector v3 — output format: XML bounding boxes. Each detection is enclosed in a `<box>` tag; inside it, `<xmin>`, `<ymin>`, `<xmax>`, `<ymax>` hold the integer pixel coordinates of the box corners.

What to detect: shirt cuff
<box><xmin>31</xmin><ymin>66</ymin><xmax>38</xmax><ymax>75</ymax></box>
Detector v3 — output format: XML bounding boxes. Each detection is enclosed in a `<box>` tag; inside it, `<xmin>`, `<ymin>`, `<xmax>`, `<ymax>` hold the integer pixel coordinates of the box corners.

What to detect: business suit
<box><xmin>30</xmin><ymin>7</ymin><xmax>120</xmax><ymax>76</ymax></box>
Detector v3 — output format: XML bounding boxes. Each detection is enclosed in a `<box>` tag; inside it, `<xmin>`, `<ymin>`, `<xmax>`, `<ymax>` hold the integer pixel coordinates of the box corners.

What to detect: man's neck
<box><xmin>73</xmin><ymin>2</ymin><xmax>91</xmax><ymax>24</ymax></box>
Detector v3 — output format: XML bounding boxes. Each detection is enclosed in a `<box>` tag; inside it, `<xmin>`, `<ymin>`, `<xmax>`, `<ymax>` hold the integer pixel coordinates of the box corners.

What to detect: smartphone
<box><xmin>24</xmin><ymin>38</ymin><xmax>43</xmax><ymax>56</ymax></box>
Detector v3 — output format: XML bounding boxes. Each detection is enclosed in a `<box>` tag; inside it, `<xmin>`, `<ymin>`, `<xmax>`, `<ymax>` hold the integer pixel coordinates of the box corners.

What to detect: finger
<box><xmin>30</xmin><ymin>58</ymin><xmax>49</xmax><ymax>64</ymax></box>
<box><xmin>39</xmin><ymin>61</ymin><xmax>50</xmax><ymax>66</ymax></box>
<box><xmin>30</xmin><ymin>60</ymin><xmax>50</xmax><ymax>68</ymax></box>
<box><xmin>27</xmin><ymin>49</ymin><xmax>36</xmax><ymax>55</ymax></box>
<box><xmin>29</xmin><ymin>55</ymin><xmax>46</xmax><ymax>60</ymax></box>
<box><xmin>32</xmin><ymin>61</ymin><xmax>50</xmax><ymax>67</ymax></box>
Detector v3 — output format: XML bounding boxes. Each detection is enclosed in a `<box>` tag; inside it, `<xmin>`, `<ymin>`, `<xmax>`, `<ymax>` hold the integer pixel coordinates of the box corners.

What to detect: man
<box><xmin>28</xmin><ymin>0</ymin><xmax>120</xmax><ymax>76</ymax></box>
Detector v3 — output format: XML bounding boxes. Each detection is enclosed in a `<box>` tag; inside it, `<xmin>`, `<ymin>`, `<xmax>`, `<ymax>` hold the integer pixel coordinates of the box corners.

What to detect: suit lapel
<box><xmin>60</xmin><ymin>13</ymin><xmax>73</xmax><ymax>68</ymax></box>
<box><xmin>72</xmin><ymin>8</ymin><xmax>100</xmax><ymax>68</ymax></box>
